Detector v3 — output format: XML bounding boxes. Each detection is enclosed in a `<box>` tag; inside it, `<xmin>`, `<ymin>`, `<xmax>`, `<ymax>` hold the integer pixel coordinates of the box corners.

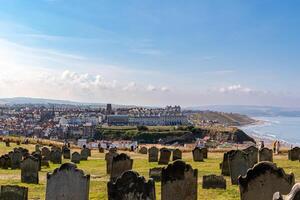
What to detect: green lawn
<box><xmin>0</xmin><ymin>143</ymin><xmax>298</xmax><ymax>200</ymax></box>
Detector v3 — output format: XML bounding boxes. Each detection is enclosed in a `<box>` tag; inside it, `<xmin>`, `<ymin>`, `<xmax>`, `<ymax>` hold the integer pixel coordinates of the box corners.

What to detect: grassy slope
<box><xmin>0</xmin><ymin>143</ymin><xmax>298</xmax><ymax>200</ymax></box>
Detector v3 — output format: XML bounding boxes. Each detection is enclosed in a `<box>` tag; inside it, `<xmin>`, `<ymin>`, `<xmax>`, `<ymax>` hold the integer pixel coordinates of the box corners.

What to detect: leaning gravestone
<box><xmin>63</xmin><ymin>147</ymin><xmax>71</xmax><ymax>159</ymax></box>
<box><xmin>288</xmin><ymin>147</ymin><xmax>300</xmax><ymax>161</ymax></box>
<box><xmin>202</xmin><ymin>175</ymin><xmax>226</xmax><ymax>189</ymax></box>
<box><xmin>139</xmin><ymin>147</ymin><xmax>148</xmax><ymax>154</ymax></box>
<box><xmin>149</xmin><ymin>167</ymin><xmax>162</xmax><ymax>182</ymax></box>
<box><xmin>243</xmin><ymin>146</ymin><xmax>258</xmax><ymax>168</ymax></box>
<box><xmin>192</xmin><ymin>147</ymin><xmax>204</xmax><ymax>162</ymax></box>
<box><xmin>107</xmin><ymin>170</ymin><xmax>156</xmax><ymax>200</ymax></box>
<box><xmin>158</xmin><ymin>148</ymin><xmax>171</xmax><ymax>165</ymax></box>
<box><xmin>161</xmin><ymin>160</ymin><xmax>198</xmax><ymax>200</ymax></box>
<box><xmin>0</xmin><ymin>185</ymin><xmax>28</xmax><ymax>200</ymax></box>
<box><xmin>105</xmin><ymin>152</ymin><xmax>119</xmax><ymax>174</ymax></box>
<box><xmin>221</xmin><ymin>150</ymin><xmax>236</xmax><ymax>176</ymax></box>
<box><xmin>80</xmin><ymin>148</ymin><xmax>90</xmax><ymax>161</ymax></box>
<box><xmin>10</xmin><ymin>150</ymin><xmax>22</xmax><ymax>169</ymax></box>
<box><xmin>21</xmin><ymin>155</ymin><xmax>39</xmax><ymax>184</ymax></box>
<box><xmin>110</xmin><ymin>153</ymin><xmax>133</xmax><ymax>181</ymax></box>
<box><xmin>172</xmin><ymin>149</ymin><xmax>182</xmax><ymax>161</ymax></box>
<box><xmin>50</xmin><ymin>149</ymin><xmax>62</xmax><ymax>164</ymax></box>
<box><xmin>273</xmin><ymin>183</ymin><xmax>300</xmax><ymax>200</ymax></box>
<box><xmin>228</xmin><ymin>150</ymin><xmax>249</xmax><ymax>185</ymax></box>
<box><xmin>239</xmin><ymin>161</ymin><xmax>295</xmax><ymax>200</ymax></box>
<box><xmin>71</xmin><ymin>152</ymin><xmax>81</xmax><ymax>164</ymax></box>
<box><xmin>259</xmin><ymin>147</ymin><xmax>273</xmax><ymax>162</ymax></box>
<box><xmin>42</xmin><ymin>147</ymin><xmax>51</xmax><ymax>160</ymax></box>
<box><xmin>46</xmin><ymin>163</ymin><xmax>90</xmax><ymax>200</ymax></box>
<box><xmin>148</xmin><ymin>147</ymin><xmax>159</xmax><ymax>162</ymax></box>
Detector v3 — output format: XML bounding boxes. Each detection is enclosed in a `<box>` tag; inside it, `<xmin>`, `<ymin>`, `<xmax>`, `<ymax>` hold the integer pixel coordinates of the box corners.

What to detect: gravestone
<box><xmin>46</xmin><ymin>163</ymin><xmax>90</xmax><ymax>200</ymax></box>
<box><xmin>41</xmin><ymin>157</ymin><xmax>50</xmax><ymax>168</ymax></box>
<box><xmin>81</xmin><ymin>148</ymin><xmax>90</xmax><ymax>161</ymax></box>
<box><xmin>71</xmin><ymin>152</ymin><xmax>81</xmax><ymax>164</ymax></box>
<box><xmin>273</xmin><ymin>183</ymin><xmax>300</xmax><ymax>200</ymax></box>
<box><xmin>202</xmin><ymin>175</ymin><xmax>226</xmax><ymax>189</ymax></box>
<box><xmin>259</xmin><ymin>147</ymin><xmax>273</xmax><ymax>162</ymax></box>
<box><xmin>16</xmin><ymin>141</ymin><xmax>21</xmax><ymax>145</ymax></box>
<box><xmin>5</xmin><ymin>141</ymin><xmax>10</xmax><ymax>147</ymax></box>
<box><xmin>288</xmin><ymin>147</ymin><xmax>300</xmax><ymax>161</ymax></box>
<box><xmin>99</xmin><ymin>147</ymin><xmax>104</xmax><ymax>153</ymax></box>
<box><xmin>192</xmin><ymin>147</ymin><xmax>204</xmax><ymax>162</ymax></box>
<box><xmin>21</xmin><ymin>156</ymin><xmax>39</xmax><ymax>184</ymax></box>
<box><xmin>50</xmin><ymin>149</ymin><xmax>62</xmax><ymax>164</ymax></box>
<box><xmin>228</xmin><ymin>150</ymin><xmax>249</xmax><ymax>185</ymax></box>
<box><xmin>0</xmin><ymin>185</ymin><xmax>28</xmax><ymax>200</ymax></box>
<box><xmin>10</xmin><ymin>150</ymin><xmax>22</xmax><ymax>169</ymax></box>
<box><xmin>158</xmin><ymin>148</ymin><xmax>171</xmax><ymax>165</ymax></box>
<box><xmin>202</xmin><ymin>147</ymin><xmax>208</xmax><ymax>159</ymax></box>
<box><xmin>221</xmin><ymin>150</ymin><xmax>236</xmax><ymax>176</ymax></box>
<box><xmin>35</xmin><ymin>144</ymin><xmax>40</xmax><ymax>152</ymax></box>
<box><xmin>148</xmin><ymin>147</ymin><xmax>159</xmax><ymax>162</ymax></box>
<box><xmin>149</xmin><ymin>167</ymin><xmax>162</xmax><ymax>182</ymax></box>
<box><xmin>243</xmin><ymin>146</ymin><xmax>258</xmax><ymax>168</ymax></box>
<box><xmin>239</xmin><ymin>161</ymin><xmax>295</xmax><ymax>200</ymax></box>
<box><xmin>107</xmin><ymin>170</ymin><xmax>156</xmax><ymax>200</ymax></box>
<box><xmin>110</xmin><ymin>153</ymin><xmax>133</xmax><ymax>181</ymax></box>
<box><xmin>63</xmin><ymin>147</ymin><xmax>71</xmax><ymax>159</ymax></box>
<box><xmin>105</xmin><ymin>152</ymin><xmax>119</xmax><ymax>174</ymax></box>
<box><xmin>0</xmin><ymin>155</ymin><xmax>10</xmax><ymax>169</ymax></box>
<box><xmin>31</xmin><ymin>151</ymin><xmax>42</xmax><ymax>171</ymax></box>
<box><xmin>172</xmin><ymin>149</ymin><xmax>182</xmax><ymax>161</ymax></box>
<box><xmin>161</xmin><ymin>160</ymin><xmax>198</xmax><ymax>200</ymax></box>
<box><xmin>139</xmin><ymin>147</ymin><xmax>148</xmax><ymax>154</ymax></box>
<box><xmin>41</xmin><ymin>147</ymin><xmax>51</xmax><ymax>159</ymax></box>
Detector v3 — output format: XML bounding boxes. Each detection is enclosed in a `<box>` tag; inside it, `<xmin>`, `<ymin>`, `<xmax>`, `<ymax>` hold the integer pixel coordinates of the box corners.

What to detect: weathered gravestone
<box><xmin>50</xmin><ymin>149</ymin><xmax>62</xmax><ymax>164</ymax></box>
<box><xmin>273</xmin><ymin>183</ymin><xmax>300</xmax><ymax>200</ymax></box>
<box><xmin>202</xmin><ymin>175</ymin><xmax>226</xmax><ymax>189</ymax></box>
<box><xmin>0</xmin><ymin>185</ymin><xmax>28</xmax><ymax>200</ymax></box>
<box><xmin>288</xmin><ymin>147</ymin><xmax>300</xmax><ymax>161</ymax></box>
<box><xmin>238</xmin><ymin>161</ymin><xmax>295</xmax><ymax>200</ymax></box>
<box><xmin>5</xmin><ymin>141</ymin><xmax>10</xmax><ymax>147</ymax></box>
<box><xmin>10</xmin><ymin>150</ymin><xmax>22</xmax><ymax>169</ymax></box>
<box><xmin>202</xmin><ymin>147</ymin><xmax>208</xmax><ymax>159</ymax></box>
<box><xmin>31</xmin><ymin>152</ymin><xmax>42</xmax><ymax>171</ymax></box>
<box><xmin>139</xmin><ymin>147</ymin><xmax>148</xmax><ymax>154</ymax></box>
<box><xmin>107</xmin><ymin>170</ymin><xmax>156</xmax><ymax>200</ymax></box>
<box><xmin>172</xmin><ymin>149</ymin><xmax>182</xmax><ymax>161</ymax></box>
<box><xmin>243</xmin><ymin>146</ymin><xmax>258</xmax><ymax>168</ymax></box>
<box><xmin>41</xmin><ymin>147</ymin><xmax>51</xmax><ymax>160</ymax></box>
<box><xmin>192</xmin><ymin>147</ymin><xmax>204</xmax><ymax>162</ymax></box>
<box><xmin>158</xmin><ymin>148</ymin><xmax>171</xmax><ymax>165</ymax></box>
<box><xmin>161</xmin><ymin>160</ymin><xmax>198</xmax><ymax>200</ymax></box>
<box><xmin>46</xmin><ymin>163</ymin><xmax>90</xmax><ymax>200</ymax></box>
<box><xmin>110</xmin><ymin>153</ymin><xmax>133</xmax><ymax>181</ymax></box>
<box><xmin>62</xmin><ymin>147</ymin><xmax>71</xmax><ymax>159</ymax></box>
<box><xmin>221</xmin><ymin>150</ymin><xmax>236</xmax><ymax>176</ymax></box>
<box><xmin>105</xmin><ymin>152</ymin><xmax>119</xmax><ymax>174</ymax></box>
<box><xmin>80</xmin><ymin>148</ymin><xmax>90</xmax><ymax>161</ymax></box>
<box><xmin>71</xmin><ymin>152</ymin><xmax>81</xmax><ymax>164</ymax></box>
<box><xmin>148</xmin><ymin>147</ymin><xmax>159</xmax><ymax>162</ymax></box>
<box><xmin>259</xmin><ymin>147</ymin><xmax>273</xmax><ymax>162</ymax></box>
<box><xmin>21</xmin><ymin>156</ymin><xmax>39</xmax><ymax>184</ymax></box>
<box><xmin>228</xmin><ymin>150</ymin><xmax>249</xmax><ymax>185</ymax></box>
<box><xmin>0</xmin><ymin>155</ymin><xmax>10</xmax><ymax>169</ymax></box>
<box><xmin>149</xmin><ymin>167</ymin><xmax>162</xmax><ymax>182</ymax></box>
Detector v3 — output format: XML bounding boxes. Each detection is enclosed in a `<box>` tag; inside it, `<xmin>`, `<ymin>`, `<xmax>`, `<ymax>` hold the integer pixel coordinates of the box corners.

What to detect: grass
<box><xmin>0</xmin><ymin>143</ymin><xmax>299</xmax><ymax>200</ymax></box>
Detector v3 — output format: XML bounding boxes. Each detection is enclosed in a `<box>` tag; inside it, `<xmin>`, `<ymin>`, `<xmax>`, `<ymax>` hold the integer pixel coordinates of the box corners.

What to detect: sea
<box><xmin>240</xmin><ymin>116</ymin><xmax>300</xmax><ymax>146</ymax></box>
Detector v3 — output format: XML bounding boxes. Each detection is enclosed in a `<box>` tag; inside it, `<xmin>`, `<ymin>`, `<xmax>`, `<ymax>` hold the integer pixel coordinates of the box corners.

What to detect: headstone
<box><xmin>50</xmin><ymin>149</ymin><xmax>62</xmax><ymax>164</ymax></box>
<box><xmin>46</xmin><ymin>163</ymin><xmax>90</xmax><ymax>200</ymax></box>
<box><xmin>161</xmin><ymin>160</ymin><xmax>198</xmax><ymax>200</ymax></box>
<box><xmin>99</xmin><ymin>147</ymin><xmax>104</xmax><ymax>153</ymax></box>
<box><xmin>258</xmin><ymin>147</ymin><xmax>273</xmax><ymax>162</ymax></box>
<box><xmin>71</xmin><ymin>152</ymin><xmax>81</xmax><ymax>164</ymax></box>
<box><xmin>273</xmin><ymin>183</ymin><xmax>300</xmax><ymax>200</ymax></box>
<box><xmin>10</xmin><ymin>151</ymin><xmax>22</xmax><ymax>169</ymax></box>
<box><xmin>21</xmin><ymin>155</ymin><xmax>39</xmax><ymax>184</ymax></box>
<box><xmin>228</xmin><ymin>150</ymin><xmax>249</xmax><ymax>185</ymax></box>
<box><xmin>158</xmin><ymin>148</ymin><xmax>171</xmax><ymax>165</ymax></box>
<box><xmin>202</xmin><ymin>175</ymin><xmax>226</xmax><ymax>189</ymax></box>
<box><xmin>139</xmin><ymin>147</ymin><xmax>148</xmax><ymax>154</ymax></box>
<box><xmin>192</xmin><ymin>147</ymin><xmax>204</xmax><ymax>162</ymax></box>
<box><xmin>288</xmin><ymin>147</ymin><xmax>300</xmax><ymax>161</ymax></box>
<box><xmin>0</xmin><ymin>155</ymin><xmax>10</xmax><ymax>169</ymax></box>
<box><xmin>81</xmin><ymin>148</ymin><xmax>90</xmax><ymax>161</ymax></box>
<box><xmin>243</xmin><ymin>146</ymin><xmax>258</xmax><ymax>168</ymax></box>
<box><xmin>149</xmin><ymin>167</ymin><xmax>162</xmax><ymax>182</ymax></box>
<box><xmin>16</xmin><ymin>141</ymin><xmax>21</xmax><ymax>145</ymax></box>
<box><xmin>221</xmin><ymin>150</ymin><xmax>236</xmax><ymax>176</ymax></box>
<box><xmin>0</xmin><ymin>185</ymin><xmax>28</xmax><ymax>200</ymax></box>
<box><xmin>110</xmin><ymin>153</ymin><xmax>133</xmax><ymax>181</ymax></box>
<box><xmin>31</xmin><ymin>151</ymin><xmax>42</xmax><ymax>171</ymax></box>
<box><xmin>63</xmin><ymin>147</ymin><xmax>71</xmax><ymax>159</ymax></box>
<box><xmin>35</xmin><ymin>144</ymin><xmax>40</xmax><ymax>152</ymax></box>
<box><xmin>202</xmin><ymin>147</ymin><xmax>208</xmax><ymax>159</ymax></box>
<box><xmin>105</xmin><ymin>152</ymin><xmax>119</xmax><ymax>174</ymax></box>
<box><xmin>107</xmin><ymin>170</ymin><xmax>156</xmax><ymax>200</ymax></box>
<box><xmin>172</xmin><ymin>149</ymin><xmax>182</xmax><ymax>161</ymax></box>
<box><xmin>41</xmin><ymin>157</ymin><xmax>50</xmax><ymax>168</ymax></box>
<box><xmin>5</xmin><ymin>141</ymin><xmax>10</xmax><ymax>147</ymax></box>
<box><xmin>239</xmin><ymin>161</ymin><xmax>295</xmax><ymax>200</ymax></box>
<box><xmin>148</xmin><ymin>147</ymin><xmax>159</xmax><ymax>162</ymax></box>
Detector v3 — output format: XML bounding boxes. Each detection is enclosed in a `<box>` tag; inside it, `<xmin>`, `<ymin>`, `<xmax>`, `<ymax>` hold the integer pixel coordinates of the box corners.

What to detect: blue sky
<box><xmin>0</xmin><ymin>0</ymin><xmax>299</xmax><ymax>107</ymax></box>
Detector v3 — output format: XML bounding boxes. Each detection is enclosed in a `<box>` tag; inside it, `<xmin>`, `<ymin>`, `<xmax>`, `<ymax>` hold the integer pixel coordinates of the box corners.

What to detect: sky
<box><xmin>0</xmin><ymin>0</ymin><xmax>300</xmax><ymax>107</ymax></box>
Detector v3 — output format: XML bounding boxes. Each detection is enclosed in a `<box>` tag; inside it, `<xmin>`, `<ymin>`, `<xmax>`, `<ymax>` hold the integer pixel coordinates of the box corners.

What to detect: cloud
<box><xmin>122</xmin><ymin>81</ymin><xmax>137</xmax><ymax>91</ymax></box>
<box><xmin>161</xmin><ymin>86</ymin><xmax>170</xmax><ymax>92</ymax></box>
<box><xmin>146</xmin><ymin>84</ymin><xmax>156</xmax><ymax>91</ymax></box>
<box><xmin>219</xmin><ymin>84</ymin><xmax>253</xmax><ymax>93</ymax></box>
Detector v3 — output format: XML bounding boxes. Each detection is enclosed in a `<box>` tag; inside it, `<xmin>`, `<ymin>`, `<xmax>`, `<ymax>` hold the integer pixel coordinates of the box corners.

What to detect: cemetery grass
<box><xmin>1</xmin><ymin>143</ymin><xmax>300</xmax><ymax>200</ymax></box>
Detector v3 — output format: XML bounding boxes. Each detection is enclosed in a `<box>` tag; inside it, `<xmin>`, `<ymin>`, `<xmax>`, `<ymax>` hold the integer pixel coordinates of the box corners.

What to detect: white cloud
<box><xmin>122</xmin><ymin>81</ymin><xmax>137</xmax><ymax>91</ymax></box>
<box><xmin>161</xmin><ymin>86</ymin><xmax>170</xmax><ymax>92</ymax></box>
<box><xmin>146</xmin><ymin>84</ymin><xmax>156</xmax><ymax>91</ymax></box>
<box><xmin>219</xmin><ymin>84</ymin><xmax>253</xmax><ymax>93</ymax></box>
